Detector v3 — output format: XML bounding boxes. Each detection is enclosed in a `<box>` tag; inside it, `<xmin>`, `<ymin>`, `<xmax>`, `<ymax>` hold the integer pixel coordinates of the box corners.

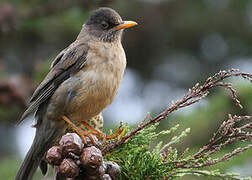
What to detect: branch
<box><xmin>102</xmin><ymin>69</ymin><xmax>252</xmax><ymax>155</ymax></box>
<box><xmin>166</xmin><ymin>170</ymin><xmax>245</xmax><ymax>180</ymax></box>
<box><xmin>163</xmin><ymin>115</ymin><xmax>252</xmax><ymax>179</ymax></box>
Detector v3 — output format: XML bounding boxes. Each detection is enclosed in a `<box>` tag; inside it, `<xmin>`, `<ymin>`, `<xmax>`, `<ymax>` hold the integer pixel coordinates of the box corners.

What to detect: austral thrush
<box><xmin>16</xmin><ymin>7</ymin><xmax>137</xmax><ymax>180</ymax></box>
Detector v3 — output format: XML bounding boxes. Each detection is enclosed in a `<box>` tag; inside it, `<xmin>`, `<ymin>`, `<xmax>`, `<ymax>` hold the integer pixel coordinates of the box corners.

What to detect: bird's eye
<box><xmin>101</xmin><ymin>21</ymin><xmax>109</xmax><ymax>29</ymax></box>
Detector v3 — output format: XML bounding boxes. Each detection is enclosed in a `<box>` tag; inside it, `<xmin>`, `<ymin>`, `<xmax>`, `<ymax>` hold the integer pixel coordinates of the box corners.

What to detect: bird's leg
<box><xmin>80</xmin><ymin>121</ymin><xmax>105</xmax><ymax>140</ymax></box>
<box><xmin>80</xmin><ymin>121</ymin><xmax>123</xmax><ymax>140</ymax></box>
<box><xmin>106</xmin><ymin>125</ymin><xmax>123</xmax><ymax>140</ymax></box>
<box><xmin>62</xmin><ymin>115</ymin><xmax>96</xmax><ymax>145</ymax></box>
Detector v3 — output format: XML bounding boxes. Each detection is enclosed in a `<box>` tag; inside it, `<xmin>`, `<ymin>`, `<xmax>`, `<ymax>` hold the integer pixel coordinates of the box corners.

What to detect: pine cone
<box><xmin>46</xmin><ymin>133</ymin><xmax>121</xmax><ymax>180</ymax></box>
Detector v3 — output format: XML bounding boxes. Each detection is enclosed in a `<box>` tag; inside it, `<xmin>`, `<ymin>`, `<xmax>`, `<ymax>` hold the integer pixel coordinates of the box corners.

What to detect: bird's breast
<box><xmin>54</xmin><ymin>41</ymin><xmax>126</xmax><ymax>122</ymax></box>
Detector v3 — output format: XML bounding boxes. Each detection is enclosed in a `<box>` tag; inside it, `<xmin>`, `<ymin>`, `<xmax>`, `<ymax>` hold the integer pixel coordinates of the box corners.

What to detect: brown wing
<box><xmin>18</xmin><ymin>43</ymin><xmax>88</xmax><ymax>124</ymax></box>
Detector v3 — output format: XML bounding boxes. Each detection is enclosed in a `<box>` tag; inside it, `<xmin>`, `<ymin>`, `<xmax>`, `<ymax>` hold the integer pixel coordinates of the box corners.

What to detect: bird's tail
<box><xmin>16</xmin><ymin>115</ymin><xmax>64</xmax><ymax>180</ymax></box>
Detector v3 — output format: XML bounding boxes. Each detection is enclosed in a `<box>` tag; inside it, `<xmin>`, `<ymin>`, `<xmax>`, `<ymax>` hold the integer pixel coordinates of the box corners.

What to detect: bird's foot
<box><xmin>80</xmin><ymin>121</ymin><xmax>105</xmax><ymax>140</ymax></box>
<box><xmin>106</xmin><ymin>125</ymin><xmax>123</xmax><ymax>140</ymax></box>
<box><xmin>80</xmin><ymin>121</ymin><xmax>123</xmax><ymax>141</ymax></box>
<box><xmin>62</xmin><ymin>115</ymin><xmax>97</xmax><ymax>146</ymax></box>
<box><xmin>62</xmin><ymin>115</ymin><xmax>124</xmax><ymax>146</ymax></box>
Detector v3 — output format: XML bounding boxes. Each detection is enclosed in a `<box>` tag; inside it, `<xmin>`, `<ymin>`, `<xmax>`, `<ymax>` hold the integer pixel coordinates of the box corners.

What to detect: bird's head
<box><xmin>81</xmin><ymin>7</ymin><xmax>137</xmax><ymax>42</ymax></box>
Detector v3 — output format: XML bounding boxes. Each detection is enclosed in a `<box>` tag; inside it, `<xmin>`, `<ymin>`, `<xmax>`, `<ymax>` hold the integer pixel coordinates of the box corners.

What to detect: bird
<box><xmin>16</xmin><ymin>7</ymin><xmax>137</xmax><ymax>180</ymax></box>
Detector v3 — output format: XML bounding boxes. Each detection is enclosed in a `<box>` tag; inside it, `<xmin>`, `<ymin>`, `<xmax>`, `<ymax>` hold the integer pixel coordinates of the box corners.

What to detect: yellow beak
<box><xmin>115</xmin><ymin>21</ymin><xmax>138</xmax><ymax>30</ymax></box>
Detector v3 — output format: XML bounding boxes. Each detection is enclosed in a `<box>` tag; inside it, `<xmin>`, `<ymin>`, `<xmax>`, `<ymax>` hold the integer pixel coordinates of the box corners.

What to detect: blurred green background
<box><xmin>0</xmin><ymin>0</ymin><xmax>252</xmax><ymax>179</ymax></box>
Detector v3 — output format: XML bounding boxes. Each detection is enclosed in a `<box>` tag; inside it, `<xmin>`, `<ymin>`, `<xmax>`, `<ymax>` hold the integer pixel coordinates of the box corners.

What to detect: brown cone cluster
<box><xmin>46</xmin><ymin>133</ymin><xmax>120</xmax><ymax>180</ymax></box>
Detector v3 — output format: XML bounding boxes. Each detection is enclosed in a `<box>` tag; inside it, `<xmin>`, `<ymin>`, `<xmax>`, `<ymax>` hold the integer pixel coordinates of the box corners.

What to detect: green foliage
<box><xmin>105</xmin><ymin>123</ymin><xmax>178</xmax><ymax>179</ymax></box>
<box><xmin>105</xmin><ymin>122</ymin><xmax>251</xmax><ymax>180</ymax></box>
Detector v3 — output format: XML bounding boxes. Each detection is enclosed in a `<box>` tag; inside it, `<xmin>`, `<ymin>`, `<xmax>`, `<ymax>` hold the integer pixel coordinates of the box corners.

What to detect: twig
<box><xmin>164</xmin><ymin>114</ymin><xmax>252</xmax><ymax>176</ymax></box>
<box><xmin>102</xmin><ymin>69</ymin><xmax>252</xmax><ymax>155</ymax></box>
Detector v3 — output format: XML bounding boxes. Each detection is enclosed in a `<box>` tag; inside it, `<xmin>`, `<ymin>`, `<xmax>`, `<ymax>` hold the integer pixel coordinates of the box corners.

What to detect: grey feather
<box><xmin>16</xmin><ymin>107</ymin><xmax>66</xmax><ymax>180</ymax></box>
<box><xmin>17</xmin><ymin>44</ymin><xmax>88</xmax><ymax>124</ymax></box>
